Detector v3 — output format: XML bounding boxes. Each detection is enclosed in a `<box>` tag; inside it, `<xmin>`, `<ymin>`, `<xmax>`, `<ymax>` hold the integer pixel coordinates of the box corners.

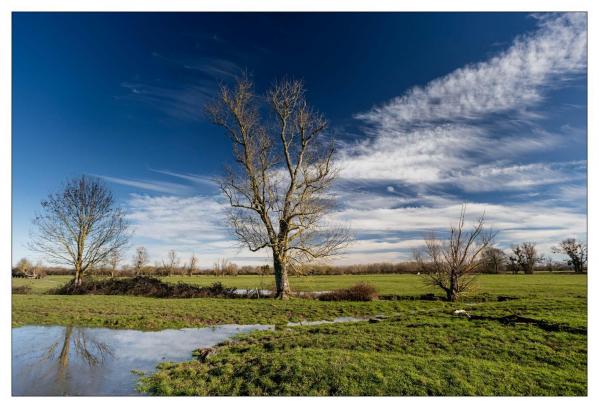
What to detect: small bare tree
<box><xmin>185</xmin><ymin>253</ymin><xmax>199</xmax><ymax>276</ymax></box>
<box><xmin>206</xmin><ymin>76</ymin><xmax>350</xmax><ymax>298</ymax></box>
<box><xmin>133</xmin><ymin>246</ymin><xmax>148</xmax><ymax>276</ymax></box>
<box><xmin>107</xmin><ymin>249</ymin><xmax>122</xmax><ymax>278</ymax></box>
<box><xmin>213</xmin><ymin>258</ymin><xmax>238</xmax><ymax>276</ymax></box>
<box><xmin>29</xmin><ymin>176</ymin><xmax>129</xmax><ymax>286</ymax></box>
<box><xmin>414</xmin><ymin>207</ymin><xmax>494</xmax><ymax>301</ymax></box>
<box><xmin>507</xmin><ymin>254</ymin><xmax>520</xmax><ymax>274</ymax></box>
<box><xmin>14</xmin><ymin>258</ymin><xmax>33</xmax><ymax>277</ymax></box>
<box><xmin>544</xmin><ymin>256</ymin><xmax>554</xmax><ymax>273</ymax></box>
<box><xmin>512</xmin><ymin>242</ymin><xmax>542</xmax><ymax>275</ymax></box>
<box><xmin>552</xmin><ymin>238</ymin><xmax>587</xmax><ymax>274</ymax></box>
<box><xmin>162</xmin><ymin>249</ymin><xmax>179</xmax><ymax>276</ymax></box>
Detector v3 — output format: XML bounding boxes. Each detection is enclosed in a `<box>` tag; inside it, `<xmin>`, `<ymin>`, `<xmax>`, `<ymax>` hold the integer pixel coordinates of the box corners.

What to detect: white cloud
<box><xmin>339</xmin><ymin>13</ymin><xmax>587</xmax><ymax>191</ymax></box>
<box><xmin>125</xmin><ymin>194</ymin><xmax>269</xmax><ymax>266</ymax></box>
<box><xmin>356</xmin><ymin>13</ymin><xmax>586</xmax><ymax>127</ymax></box>
<box><xmin>99</xmin><ymin>175</ymin><xmax>191</xmax><ymax>194</ymax></box>
<box><xmin>447</xmin><ymin>160</ymin><xmax>587</xmax><ymax>192</ymax></box>
<box><xmin>150</xmin><ymin>169</ymin><xmax>218</xmax><ymax>187</ymax></box>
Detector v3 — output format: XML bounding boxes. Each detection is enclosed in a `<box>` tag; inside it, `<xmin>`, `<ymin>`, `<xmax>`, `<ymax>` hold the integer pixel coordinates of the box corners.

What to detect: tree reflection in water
<box><xmin>34</xmin><ymin>326</ymin><xmax>113</xmax><ymax>392</ymax></box>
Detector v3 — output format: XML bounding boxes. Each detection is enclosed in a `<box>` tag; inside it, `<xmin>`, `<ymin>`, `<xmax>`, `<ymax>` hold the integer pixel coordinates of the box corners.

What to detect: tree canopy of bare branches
<box><xmin>185</xmin><ymin>253</ymin><xmax>199</xmax><ymax>276</ymax></box>
<box><xmin>414</xmin><ymin>207</ymin><xmax>495</xmax><ymax>301</ymax></box>
<box><xmin>481</xmin><ymin>247</ymin><xmax>506</xmax><ymax>274</ymax></box>
<box><xmin>133</xmin><ymin>246</ymin><xmax>148</xmax><ymax>276</ymax></box>
<box><xmin>29</xmin><ymin>176</ymin><xmax>129</xmax><ymax>286</ymax></box>
<box><xmin>553</xmin><ymin>238</ymin><xmax>587</xmax><ymax>274</ymax></box>
<box><xmin>107</xmin><ymin>249</ymin><xmax>122</xmax><ymax>278</ymax></box>
<box><xmin>162</xmin><ymin>249</ymin><xmax>180</xmax><ymax>276</ymax></box>
<box><xmin>511</xmin><ymin>242</ymin><xmax>542</xmax><ymax>275</ymax></box>
<box><xmin>205</xmin><ymin>76</ymin><xmax>350</xmax><ymax>298</ymax></box>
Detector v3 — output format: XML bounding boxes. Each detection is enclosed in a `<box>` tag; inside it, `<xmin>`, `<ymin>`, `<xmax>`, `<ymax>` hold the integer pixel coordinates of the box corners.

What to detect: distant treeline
<box><xmin>12</xmin><ymin>260</ymin><xmax>576</xmax><ymax>278</ymax></box>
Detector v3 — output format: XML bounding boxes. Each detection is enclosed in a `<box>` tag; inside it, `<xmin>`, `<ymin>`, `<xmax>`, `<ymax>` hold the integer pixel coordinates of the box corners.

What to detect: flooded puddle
<box><xmin>12</xmin><ymin>316</ymin><xmax>369</xmax><ymax>396</ymax></box>
<box><xmin>286</xmin><ymin>316</ymin><xmax>368</xmax><ymax>326</ymax></box>
<box><xmin>232</xmin><ymin>289</ymin><xmax>331</xmax><ymax>297</ymax></box>
<box><xmin>12</xmin><ymin>324</ymin><xmax>272</xmax><ymax>396</ymax></box>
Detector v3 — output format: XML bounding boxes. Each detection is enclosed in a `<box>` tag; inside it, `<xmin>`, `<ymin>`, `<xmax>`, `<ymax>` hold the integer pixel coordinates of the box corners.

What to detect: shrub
<box><xmin>51</xmin><ymin>276</ymin><xmax>239</xmax><ymax>298</ymax></box>
<box><xmin>12</xmin><ymin>285</ymin><xmax>32</xmax><ymax>294</ymax></box>
<box><xmin>318</xmin><ymin>283</ymin><xmax>378</xmax><ymax>301</ymax></box>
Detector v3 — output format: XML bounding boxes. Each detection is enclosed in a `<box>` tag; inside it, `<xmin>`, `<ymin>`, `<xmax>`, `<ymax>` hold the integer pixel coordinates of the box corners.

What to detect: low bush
<box><xmin>318</xmin><ymin>283</ymin><xmax>378</xmax><ymax>301</ymax></box>
<box><xmin>51</xmin><ymin>276</ymin><xmax>240</xmax><ymax>299</ymax></box>
<box><xmin>12</xmin><ymin>285</ymin><xmax>32</xmax><ymax>295</ymax></box>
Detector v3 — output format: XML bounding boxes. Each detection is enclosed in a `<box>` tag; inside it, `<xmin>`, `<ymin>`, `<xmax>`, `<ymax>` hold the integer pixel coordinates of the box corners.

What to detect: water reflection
<box><xmin>12</xmin><ymin>324</ymin><xmax>272</xmax><ymax>396</ymax></box>
<box><xmin>13</xmin><ymin>317</ymin><xmax>368</xmax><ymax>396</ymax></box>
<box><xmin>35</xmin><ymin>326</ymin><xmax>113</xmax><ymax>393</ymax></box>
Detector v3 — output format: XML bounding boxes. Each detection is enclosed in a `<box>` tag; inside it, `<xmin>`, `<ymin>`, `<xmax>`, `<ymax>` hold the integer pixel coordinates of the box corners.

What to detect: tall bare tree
<box><xmin>213</xmin><ymin>258</ymin><xmax>238</xmax><ymax>276</ymax></box>
<box><xmin>414</xmin><ymin>207</ymin><xmax>495</xmax><ymax>301</ymax></box>
<box><xmin>186</xmin><ymin>253</ymin><xmax>199</xmax><ymax>276</ymax></box>
<box><xmin>162</xmin><ymin>249</ymin><xmax>180</xmax><ymax>276</ymax></box>
<box><xmin>511</xmin><ymin>242</ymin><xmax>542</xmax><ymax>275</ymax></box>
<box><xmin>29</xmin><ymin>176</ymin><xmax>129</xmax><ymax>286</ymax></box>
<box><xmin>552</xmin><ymin>238</ymin><xmax>587</xmax><ymax>274</ymax></box>
<box><xmin>133</xmin><ymin>246</ymin><xmax>148</xmax><ymax>276</ymax></box>
<box><xmin>206</xmin><ymin>77</ymin><xmax>350</xmax><ymax>298</ymax></box>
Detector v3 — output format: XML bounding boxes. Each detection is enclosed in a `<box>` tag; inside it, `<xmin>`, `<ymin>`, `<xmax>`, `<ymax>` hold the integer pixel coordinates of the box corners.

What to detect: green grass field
<box><xmin>12</xmin><ymin>273</ymin><xmax>587</xmax><ymax>395</ymax></box>
<box><xmin>12</xmin><ymin>272</ymin><xmax>586</xmax><ymax>296</ymax></box>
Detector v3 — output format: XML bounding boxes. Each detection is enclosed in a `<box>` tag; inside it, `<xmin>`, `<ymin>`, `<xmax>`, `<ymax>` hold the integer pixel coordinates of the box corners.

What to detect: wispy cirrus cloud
<box><xmin>118</xmin><ymin>53</ymin><xmax>242</xmax><ymax>121</ymax></box>
<box><xmin>150</xmin><ymin>169</ymin><xmax>218</xmax><ymax>188</ymax></box>
<box><xmin>119</xmin><ymin>80</ymin><xmax>212</xmax><ymax>121</ymax></box>
<box><xmin>356</xmin><ymin>13</ymin><xmax>586</xmax><ymax>128</ymax></box>
<box><xmin>340</xmin><ymin>13</ymin><xmax>587</xmax><ymax>190</ymax></box>
<box><xmin>98</xmin><ymin>175</ymin><xmax>192</xmax><ymax>195</ymax></box>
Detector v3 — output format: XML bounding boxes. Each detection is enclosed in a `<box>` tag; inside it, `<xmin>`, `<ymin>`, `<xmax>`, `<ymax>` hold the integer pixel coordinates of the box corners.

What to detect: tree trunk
<box><xmin>447</xmin><ymin>273</ymin><xmax>459</xmax><ymax>302</ymax></box>
<box><xmin>74</xmin><ymin>266</ymin><xmax>83</xmax><ymax>286</ymax></box>
<box><xmin>273</xmin><ymin>256</ymin><xmax>290</xmax><ymax>299</ymax></box>
<box><xmin>58</xmin><ymin>326</ymin><xmax>73</xmax><ymax>381</ymax></box>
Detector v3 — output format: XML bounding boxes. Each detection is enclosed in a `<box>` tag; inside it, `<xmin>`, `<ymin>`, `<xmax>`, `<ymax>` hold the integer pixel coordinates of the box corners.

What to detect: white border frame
<box><xmin>1</xmin><ymin>1</ymin><xmax>595</xmax><ymax>407</ymax></box>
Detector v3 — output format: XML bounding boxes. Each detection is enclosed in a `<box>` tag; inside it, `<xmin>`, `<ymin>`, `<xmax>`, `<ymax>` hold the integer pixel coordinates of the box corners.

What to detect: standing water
<box><xmin>12</xmin><ymin>324</ymin><xmax>273</xmax><ymax>396</ymax></box>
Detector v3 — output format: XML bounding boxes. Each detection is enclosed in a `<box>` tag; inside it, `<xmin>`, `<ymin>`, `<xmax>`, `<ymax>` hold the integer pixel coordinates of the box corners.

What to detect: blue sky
<box><xmin>12</xmin><ymin>12</ymin><xmax>587</xmax><ymax>266</ymax></box>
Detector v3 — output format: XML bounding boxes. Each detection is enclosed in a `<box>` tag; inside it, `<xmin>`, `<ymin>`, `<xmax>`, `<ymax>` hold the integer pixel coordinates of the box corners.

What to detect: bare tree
<box><xmin>185</xmin><ymin>253</ymin><xmax>199</xmax><ymax>276</ymax></box>
<box><xmin>29</xmin><ymin>176</ymin><xmax>129</xmax><ymax>286</ymax></box>
<box><xmin>162</xmin><ymin>249</ymin><xmax>180</xmax><ymax>276</ymax></box>
<box><xmin>511</xmin><ymin>242</ymin><xmax>542</xmax><ymax>275</ymax></box>
<box><xmin>31</xmin><ymin>261</ymin><xmax>45</xmax><ymax>279</ymax></box>
<box><xmin>481</xmin><ymin>247</ymin><xmax>506</xmax><ymax>274</ymax></box>
<box><xmin>414</xmin><ymin>207</ymin><xmax>495</xmax><ymax>301</ymax></box>
<box><xmin>544</xmin><ymin>255</ymin><xmax>555</xmax><ymax>273</ymax></box>
<box><xmin>14</xmin><ymin>258</ymin><xmax>33</xmax><ymax>277</ymax></box>
<box><xmin>507</xmin><ymin>254</ymin><xmax>520</xmax><ymax>274</ymax></box>
<box><xmin>133</xmin><ymin>246</ymin><xmax>148</xmax><ymax>276</ymax></box>
<box><xmin>213</xmin><ymin>258</ymin><xmax>238</xmax><ymax>276</ymax></box>
<box><xmin>552</xmin><ymin>238</ymin><xmax>587</xmax><ymax>274</ymax></box>
<box><xmin>206</xmin><ymin>77</ymin><xmax>350</xmax><ymax>298</ymax></box>
<box><xmin>107</xmin><ymin>249</ymin><xmax>122</xmax><ymax>278</ymax></box>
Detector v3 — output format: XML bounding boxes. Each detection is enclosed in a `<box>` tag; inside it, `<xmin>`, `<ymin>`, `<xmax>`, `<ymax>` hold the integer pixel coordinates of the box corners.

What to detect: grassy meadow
<box><xmin>11</xmin><ymin>273</ymin><xmax>587</xmax><ymax>395</ymax></box>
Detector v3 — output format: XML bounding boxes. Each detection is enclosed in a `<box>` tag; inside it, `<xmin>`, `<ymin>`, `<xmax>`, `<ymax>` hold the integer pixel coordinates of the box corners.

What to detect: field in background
<box><xmin>12</xmin><ymin>273</ymin><xmax>586</xmax><ymax>297</ymax></box>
